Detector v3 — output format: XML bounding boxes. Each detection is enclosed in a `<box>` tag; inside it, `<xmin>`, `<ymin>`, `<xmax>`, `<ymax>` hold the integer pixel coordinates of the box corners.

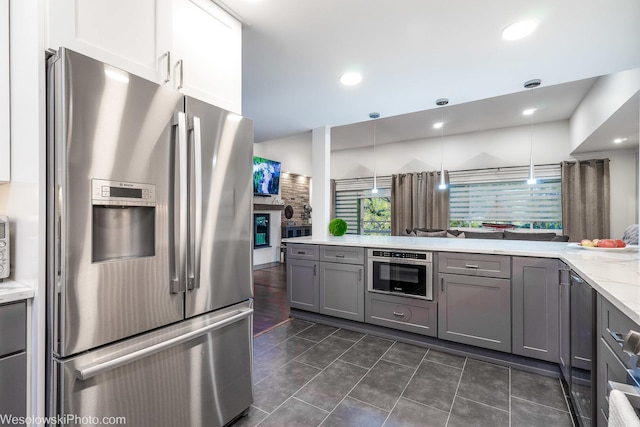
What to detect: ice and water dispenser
<box><xmin>91</xmin><ymin>179</ymin><xmax>156</xmax><ymax>262</ymax></box>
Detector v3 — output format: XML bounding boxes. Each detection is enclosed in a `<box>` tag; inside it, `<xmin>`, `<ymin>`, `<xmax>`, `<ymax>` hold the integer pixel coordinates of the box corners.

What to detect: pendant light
<box><xmin>435</xmin><ymin>98</ymin><xmax>449</xmax><ymax>190</ymax></box>
<box><xmin>369</xmin><ymin>112</ymin><xmax>380</xmax><ymax>193</ymax></box>
<box><xmin>524</xmin><ymin>79</ymin><xmax>541</xmax><ymax>185</ymax></box>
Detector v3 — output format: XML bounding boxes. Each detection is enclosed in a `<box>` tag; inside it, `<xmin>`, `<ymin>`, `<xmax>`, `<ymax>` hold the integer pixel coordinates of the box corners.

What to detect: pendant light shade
<box><xmin>435</xmin><ymin>98</ymin><xmax>448</xmax><ymax>191</ymax></box>
<box><xmin>524</xmin><ymin>79</ymin><xmax>541</xmax><ymax>185</ymax></box>
<box><xmin>369</xmin><ymin>112</ymin><xmax>380</xmax><ymax>194</ymax></box>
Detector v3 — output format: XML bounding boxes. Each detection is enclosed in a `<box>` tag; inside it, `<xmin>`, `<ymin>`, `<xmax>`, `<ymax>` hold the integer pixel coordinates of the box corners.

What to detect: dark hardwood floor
<box><xmin>253</xmin><ymin>262</ymin><xmax>289</xmax><ymax>335</ymax></box>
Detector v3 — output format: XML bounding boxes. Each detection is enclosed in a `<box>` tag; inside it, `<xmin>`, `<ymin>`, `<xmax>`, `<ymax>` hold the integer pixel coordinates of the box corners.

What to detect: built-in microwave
<box><xmin>367</xmin><ymin>249</ymin><xmax>433</xmax><ymax>300</ymax></box>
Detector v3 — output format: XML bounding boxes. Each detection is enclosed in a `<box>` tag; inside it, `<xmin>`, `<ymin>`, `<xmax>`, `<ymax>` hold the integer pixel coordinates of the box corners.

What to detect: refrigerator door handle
<box><xmin>170</xmin><ymin>111</ymin><xmax>188</xmax><ymax>294</ymax></box>
<box><xmin>187</xmin><ymin>116</ymin><xmax>203</xmax><ymax>290</ymax></box>
<box><xmin>74</xmin><ymin>307</ymin><xmax>253</xmax><ymax>381</ymax></box>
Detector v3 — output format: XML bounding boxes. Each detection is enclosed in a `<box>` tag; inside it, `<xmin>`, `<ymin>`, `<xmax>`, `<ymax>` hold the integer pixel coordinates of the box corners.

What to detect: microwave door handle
<box><xmin>170</xmin><ymin>112</ymin><xmax>188</xmax><ymax>294</ymax></box>
<box><xmin>187</xmin><ymin>116</ymin><xmax>203</xmax><ymax>290</ymax></box>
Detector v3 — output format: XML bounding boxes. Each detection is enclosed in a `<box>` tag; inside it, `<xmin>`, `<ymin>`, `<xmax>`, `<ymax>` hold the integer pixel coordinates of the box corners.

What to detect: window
<box><xmin>448</xmin><ymin>165</ymin><xmax>562</xmax><ymax>230</ymax></box>
<box><xmin>335</xmin><ymin>177</ymin><xmax>391</xmax><ymax>235</ymax></box>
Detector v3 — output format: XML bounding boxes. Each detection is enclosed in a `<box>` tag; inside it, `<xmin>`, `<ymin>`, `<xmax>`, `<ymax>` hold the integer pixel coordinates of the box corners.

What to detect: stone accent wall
<box><xmin>280</xmin><ymin>172</ymin><xmax>311</xmax><ymax>226</ymax></box>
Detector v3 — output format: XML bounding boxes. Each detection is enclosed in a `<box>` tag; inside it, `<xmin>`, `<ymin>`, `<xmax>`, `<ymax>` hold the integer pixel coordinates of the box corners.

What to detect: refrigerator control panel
<box><xmin>0</xmin><ymin>216</ymin><xmax>9</xmax><ymax>279</ymax></box>
<box><xmin>91</xmin><ymin>179</ymin><xmax>156</xmax><ymax>207</ymax></box>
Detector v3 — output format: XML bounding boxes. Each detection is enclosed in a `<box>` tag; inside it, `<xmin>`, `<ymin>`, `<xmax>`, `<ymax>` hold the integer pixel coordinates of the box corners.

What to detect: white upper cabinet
<box><xmin>46</xmin><ymin>0</ymin><xmax>242</xmax><ymax>113</ymax></box>
<box><xmin>0</xmin><ymin>0</ymin><xmax>9</xmax><ymax>183</ymax></box>
<box><xmin>172</xmin><ymin>0</ymin><xmax>241</xmax><ymax>113</ymax></box>
<box><xmin>47</xmin><ymin>0</ymin><xmax>172</xmax><ymax>84</ymax></box>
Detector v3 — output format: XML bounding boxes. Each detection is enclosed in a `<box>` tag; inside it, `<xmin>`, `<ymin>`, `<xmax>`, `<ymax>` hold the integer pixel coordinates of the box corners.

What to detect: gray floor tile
<box><xmin>511</xmin><ymin>397</ymin><xmax>573</xmax><ymax>427</ymax></box>
<box><xmin>349</xmin><ymin>359</ymin><xmax>415</xmax><ymax>411</ymax></box>
<box><xmin>381</xmin><ymin>341</ymin><xmax>427</xmax><ymax>369</ymax></box>
<box><xmin>424</xmin><ymin>349</ymin><xmax>466</xmax><ymax>369</ymax></box>
<box><xmin>511</xmin><ymin>369</ymin><xmax>568</xmax><ymax>411</ymax></box>
<box><xmin>296</xmin><ymin>323</ymin><xmax>339</xmax><ymax>342</ymax></box>
<box><xmin>320</xmin><ymin>397</ymin><xmax>388</xmax><ymax>427</ymax></box>
<box><xmin>253</xmin><ymin>319</ymin><xmax>313</xmax><ymax>355</ymax></box>
<box><xmin>295</xmin><ymin>335</ymin><xmax>356</xmax><ymax>369</ymax></box>
<box><xmin>332</xmin><ymin>328</ymin><xmax>366</xmax><ymax>342</ymax></box>
<box><xmin>253</xmin><ymin>336</ymin><xmax>317</xmax><ymax>382</ymax></box>
<box><xmin>339</xmin><ymin>335</ymin><xmax>394</xmax><ymax>368</ymax></box>
<box><xmin>258</xmin><ymin>397</ymin><xmax>328</xmax><ymax>427</ymax></box>
<box><xmin>447</xmin><ymin>397</ymin><xmax>509</xmax><ymax>427</ymax></box>
<box><xmin>456</xmin><ymin>358</ymin><xmax>510</xmax><ymax>411</ymax></box>
<box><xmin>402</xmin><ymin>360</ymin><xmax>463</xmax><ymax>412</ymax></box>
<box><xmin>228</xmin><ymin>406</ymin><xmax>268</xmax><ymax>427</ymax></box>
<box><xmin>384</xmin><ymin>397</ymin><xmax>449</xmax><ymax>427</ymax></box>
<box><xmin>252</xmin><ymin>361</ymin><xmax>322</xmax><ymax>413</ymax></box>
<box><xmin>295</xmin><ymin>359</ymin><xmax>368</xmax><ymax>412</ymax></box>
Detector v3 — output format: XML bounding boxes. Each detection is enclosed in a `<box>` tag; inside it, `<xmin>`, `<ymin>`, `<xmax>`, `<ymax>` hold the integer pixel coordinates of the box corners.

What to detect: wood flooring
<box><xmin>253</xmin><ymin>262</ymin><xmax>289</xmax><ymax>335</ymax></box>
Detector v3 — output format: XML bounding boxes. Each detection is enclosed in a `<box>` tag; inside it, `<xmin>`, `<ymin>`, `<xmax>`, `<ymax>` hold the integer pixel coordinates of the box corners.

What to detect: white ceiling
<box><xmin>218</xmin><ymin>0</ymin><xmax>640</xmax><ymax>149</ymax></box>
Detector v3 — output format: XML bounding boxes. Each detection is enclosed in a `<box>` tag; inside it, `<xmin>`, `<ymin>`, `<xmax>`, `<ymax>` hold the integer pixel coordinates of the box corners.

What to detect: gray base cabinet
<box><xmin>318</xmin><ymin>246</ymin><xmax>365</xmax><ymax>322</ymax></box>
<box><xmin>287</xmin><ymin>244</ymin><xmax>320</xmax><ymax>312</ymax></box>
<box><xmin>438</xmin><ymin>273</ymin><xmax>511</xmax><ymax>352</ymax></box>
<box><xmin>0</xmin><ymin>301</ymin><xmax>27</xmax><ymax>422</ymax></box>
<box><xmin>365</xmin><ymin>292</ymin><xmax>438</xmax><ymax>337</ymax></box>
<box><xmin>512</xmin><ymin>257</ymin><xmax>560</xmax><ymax>362</ymax></box>
<box><xmin>287</xmin><ymin>259</ymin><xmax>319</xmax><ymax>312</ymax></box>
<box><xmin>319</xmin><ymin>262</ymin><xmax>364</xmax><ymax>322</ymax></box>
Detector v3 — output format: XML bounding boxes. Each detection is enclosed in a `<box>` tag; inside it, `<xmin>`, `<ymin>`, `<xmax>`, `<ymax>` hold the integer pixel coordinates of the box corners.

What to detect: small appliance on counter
<box><xmin>0</xmin><ymin>215</ymin><xmax>9</xmax><ymax>280</ymax></box>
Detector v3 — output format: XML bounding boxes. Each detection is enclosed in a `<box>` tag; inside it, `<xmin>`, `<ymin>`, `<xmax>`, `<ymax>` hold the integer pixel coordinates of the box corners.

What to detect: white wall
<box><xmin>331</xmin><ymin>121</ymin><xmax>571</xmax><ymax>179</ymax></box>
<box><xmin>253</xmin><ymin>131</ymin><xmax>313</xmax><ymax>176</ymax></box>
<box><xmin>570</xmin><ymin>68</ymin><xmax>640</xmax><ymax>152</ymax></box>
<box><xmin>0</xmin><ymin>0</ymin><xmax>46</xmax><ymax>418</ymax></box>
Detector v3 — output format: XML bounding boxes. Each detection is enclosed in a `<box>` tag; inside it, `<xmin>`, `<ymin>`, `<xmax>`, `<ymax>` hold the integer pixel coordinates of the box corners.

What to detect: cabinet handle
<box><xmin>297</xmin><ymin>251</ymin><xmax>306</xmax><ymax>255</ymax></box>
<box><xmin>335</xmin><ymin>253</ymin><xmax>345</xmax><ymax>258</ymax></box>
<box><xmin>607</xmin><ymin>328</ymin><xmax>626</xmax><ymax>348</ymax></box>
<box><xmin>393</xmin><ymin>311</ymin><xmax>405</xmax><ymax>317</ymax></box>
<box><xmin>163</xmin><ymin>51</ymin><xmax>171</xmax><ymax>83</ymax></box>
<box><xmin>465</xmin><ymin>264</ymin><xmax>479</xmax><ymax>269</ymax></box>
<box><xmin>358</xmin><ymin>269</ymin><xmax>362</xmax><ymax>282</ymax></box>
<box><xmin>441</xmin><ymin>277</ymin><xmax>444</xmax><ymax>292</ymax></box>
<box><xmin>313</xmin><ymin>265</ymin><xmax>317</xmax><ymax>276</ymax></box>
<box><xmin>177</xmin><ymin>59</ymin><xmax>184</xmax><ymax>89</ymax></box>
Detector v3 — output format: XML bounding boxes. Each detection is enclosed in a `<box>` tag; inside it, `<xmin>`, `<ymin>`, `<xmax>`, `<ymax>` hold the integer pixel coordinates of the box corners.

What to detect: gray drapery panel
<box><xmin>330</xmin><ymin>179</ymin><xmax>336</xmax><ymax>219</ymax></box>
<box><xmin>391</xmin><ymin>171</ymin><xmax>450</xmax><ymax>235</ymax></box>
<box><xmin>425</xmin><ymin>171</ymin><xmax>450</xmax><ymax>229</ymax></box>
<box><xmin>561</xmin><ymin>159</ymin><xmax>610</xmax><ymax>241</ymax></box>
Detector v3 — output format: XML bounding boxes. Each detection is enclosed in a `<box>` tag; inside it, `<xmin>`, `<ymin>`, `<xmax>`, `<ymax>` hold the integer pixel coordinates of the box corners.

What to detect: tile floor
<box><xmin>232</xmin><ymin>318</ymin><xmax>575</xmax><ymax>427</ymax></box>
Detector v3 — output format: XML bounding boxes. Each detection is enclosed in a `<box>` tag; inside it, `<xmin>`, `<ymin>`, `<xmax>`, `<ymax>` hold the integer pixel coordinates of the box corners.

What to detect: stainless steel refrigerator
<box><xmin>46</xmin><ymin>48</ymin><xmax>254</xmax><ymax>427</ymax></box>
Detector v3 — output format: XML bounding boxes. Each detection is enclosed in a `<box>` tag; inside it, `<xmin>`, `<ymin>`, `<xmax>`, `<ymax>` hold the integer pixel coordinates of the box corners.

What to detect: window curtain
<box><xmin>391</xmin><ymin>171</ymin><xmax>450</xmax><ymax>235</ymax></box>
<box><xmin>561</xmin><ymin>159</ymin><xmax>610</xmax><ymax>241</ymax></box>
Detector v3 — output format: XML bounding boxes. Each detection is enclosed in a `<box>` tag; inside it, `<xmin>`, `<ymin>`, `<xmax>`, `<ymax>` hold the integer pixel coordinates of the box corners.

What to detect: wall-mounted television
<box><xmin>253</xmin><ymin>156</ymin><xmax>281</xmax><ymax>196</ymax></box>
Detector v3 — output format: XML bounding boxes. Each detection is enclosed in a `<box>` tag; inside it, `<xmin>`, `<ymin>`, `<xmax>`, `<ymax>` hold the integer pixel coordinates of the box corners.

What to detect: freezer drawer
<box><xmin>52</xmin><ymin>301</ymin><xmax>253</xmax><ymax>427</ymax></box>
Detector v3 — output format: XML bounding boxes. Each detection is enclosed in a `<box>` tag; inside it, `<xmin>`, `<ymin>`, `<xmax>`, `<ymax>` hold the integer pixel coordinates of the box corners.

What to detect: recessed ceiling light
<box><xmin>522</xmin><ymin>108</ymin><xmax>537</xmax><ymax>116</ymax></box>
<box><xmin>433</xmin><ymin>122</ymin><xmax>443</xmax><ymax>129</ymax></box>
<box><xmin>340</xmin><ymin>72</ymin><xmax>362</xmax><ymax>86</ymax></box>
<box><xmin>613</xmin><ymin>138</ymin><xmax>628</xmax><ymax>144</ymax></box>
<box><xmin>502</xmin><ymin>20</ymin><xmax>537</xmax><ymax>41</ymax></box>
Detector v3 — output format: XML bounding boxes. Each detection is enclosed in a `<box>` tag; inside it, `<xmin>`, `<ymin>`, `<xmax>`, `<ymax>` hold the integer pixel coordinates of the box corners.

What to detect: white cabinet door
<box><xmin>172</xmin><ymin>0</ymin><xmax>242</xmax><ymax>113</ymax></box>
<box><xmin>0</xmin><ymin>0</ymin><xmax>9</xmax><ymax>182</ymax></box>
<box><xmin>46</xmin><ymin>0</ymin><xmax>172</xmax><ymax>84</ymax></box>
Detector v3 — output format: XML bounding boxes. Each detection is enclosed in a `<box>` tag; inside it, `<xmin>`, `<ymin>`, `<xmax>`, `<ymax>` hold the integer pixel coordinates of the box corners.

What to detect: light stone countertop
<box><xmin>0</xmin><ymin>280</ymin><xmax>35</xmax><ymax>304</ymax></box>
<box><xmin>283</xmin><ymin>235</ymin><xmax>640</xmax><ymax>326</ymax></box>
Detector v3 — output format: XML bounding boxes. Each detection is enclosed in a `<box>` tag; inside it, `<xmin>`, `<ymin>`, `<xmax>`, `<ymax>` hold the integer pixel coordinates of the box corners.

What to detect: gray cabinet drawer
<box><xmin>287</xmin><ymin>244</ymin><xmax>319</xmax><ymax>261</ymax></box>
<box><xmin>0</xmin><ymin>301</ymin><xmax>26</xmax><ymax>357</ymax></box>
<box><xmin>438</xmin><ymin>252</ymin><xmax>510</xmax><ymax>278</ymax></box>
<box><xmin>600</xmin><ymin>296</ymin><xmax>639</xmax><ymax>364</ymax></box>
<box><xmin>365</xmin><ymin>292</ymin><xmax>437</xmax><ymax>337</ymax></box>
<box><xmin>320</xmin><ymin>246</ymin><xmax>364</xmax><ymax>265</ymax></box>
<box><xmin>596</xmin><ymin>337</ymin><xmax>638</xmax><ymax>425</ymax></box>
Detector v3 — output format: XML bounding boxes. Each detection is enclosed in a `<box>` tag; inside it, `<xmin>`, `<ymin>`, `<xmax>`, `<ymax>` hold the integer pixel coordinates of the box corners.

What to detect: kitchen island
<box><xmin>283</xmin><ymin>234</ymin><xmax>640</xmax><ymax>426</ymax></box>
<box><xmin>283</xmin><ymin>235</ymin><xmax>640</xmax><ymax>325</ymax></box>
